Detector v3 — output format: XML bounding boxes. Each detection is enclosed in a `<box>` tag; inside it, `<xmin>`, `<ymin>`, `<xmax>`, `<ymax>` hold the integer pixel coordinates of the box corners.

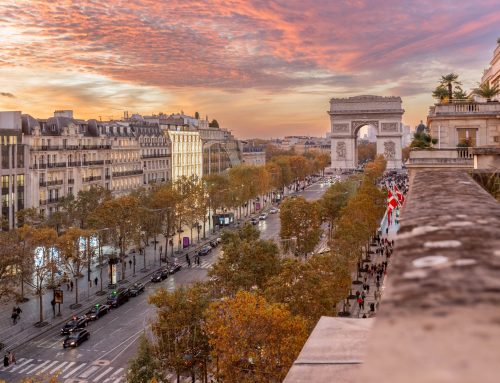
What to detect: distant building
<box><xmin>241</xmin><ymin>143</ymin><xmax>266</xmax><ymax>166</ymax></box>
<box><xmin>481</xmin><ymin>39</ymin><xmax>500</xmax><ymax>101</ymax></box>
<box><xmin>402</xmin><ymin>124</ymin><xmax>413</xmax><ymax>147</ymax></box>
<box><xmin>0</xmin><ymin>111</ymin><xmax>27</xmax><ymax>230</ymax></box>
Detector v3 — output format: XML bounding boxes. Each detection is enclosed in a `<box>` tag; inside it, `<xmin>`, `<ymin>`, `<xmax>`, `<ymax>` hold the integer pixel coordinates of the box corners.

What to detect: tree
<box><xmin>453</xmin><ymin>85</ymin><xmax>469</xmax><ymax>100</ymax></box>
<box><xmin>30</xmin><ymin>227</ymin><xmax>58</xmax><ymax>324</ymax></box>
<box><xmin>472</xmin><ymin>82</ymin><xmax>500</xmax><ymax>102</ymax></box>
<box><xmin>264</xmin><ymin>253</ymin><xmax>351</xmax><ymax>328</ymax></box>
<box><xmin>209</xmin><ymin>119</ymin><xmax>219</xmax><ymax>128</ymax></box>
<box><xmin>126</xmin><ymin>335</ymin><xmax>164</xmax><ymax>383</ymax></box>
<box><xmin>150</xmin><ymin>183</ymin><xmax>180</xmax><ymax>258</ymax></box>
<box><xmin>56</xmin><ymin>227</ymin><xmax>90</xmax><ymax>307</ymax></box>
<box><xmin>319</xmin><ymin>179</ymin><xmax>356</xmax><ymax>238</ymax></box>
<box><xmin>12</xmin><ymin>225</ymin><xmax>35</xmax><ymax>302</ymax></box>
<box><xmin>149</xmin><ymin>284</ymin><xmax>210</xmax><ymax>383</ymax></box>
<box><xmin>208</xmin><ymin>224</ymin><xmax>281</xmax><ymax>296</ymax></box>
<box><xmin>279</xmin><ymin>197</ymin><xmax>322</xmax><ymax>257</ymax></box>
<box><xmin>205</xmin><ymin>291</ymin><xmax>308</xmax><ymax>383</ymax></box>
<box><xmin>0</xmin><ymin>230</ymin><xmax>19</xmax><ymax>302</ymax></box>
<box><xmin>439</xmin><ymin>73</ymin><xmax>461</xmax><ymax>101</ymax></box>
<box><xmin>194</xmin><ymin>111</ymin><xmax>200</xmax><ymax>120</ymax></box>
<box><xmin>91</xmin><ymin>195</ymin><xmax>141</xmax><ymax>281</ymax></box>
<box><xmin>432</xmin><ymin>85</ymin><xmax>449</xmax><ymax>102</ymax></box>
<box><xmin>357</xmin><ymin>142</ymin><xmax>376</xmax><ymax>164</ymax></box>
<box><xmin>410</xmin><ymin>131</ymin><xmax>438</xmax><ymax>149</ymax></box>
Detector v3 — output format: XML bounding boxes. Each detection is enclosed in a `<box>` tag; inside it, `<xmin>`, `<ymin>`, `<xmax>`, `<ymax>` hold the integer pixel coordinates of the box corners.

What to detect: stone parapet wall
<box><xmin>357</xmin><ymin>170</ymin><xmax>500</xmax><ymax>383</ymax></box>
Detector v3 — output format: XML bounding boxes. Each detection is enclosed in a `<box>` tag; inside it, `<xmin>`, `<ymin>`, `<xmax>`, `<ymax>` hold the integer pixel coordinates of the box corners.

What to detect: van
<box><xmin>106</xmin><ymin>287</ymin><xmax>130</xmax><ymax>308</ymax></box>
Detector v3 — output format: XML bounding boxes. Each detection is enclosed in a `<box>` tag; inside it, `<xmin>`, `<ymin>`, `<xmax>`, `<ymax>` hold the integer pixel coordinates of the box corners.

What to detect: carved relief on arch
<box><xmin>336</xmin><ymin>141</ymin><xmax>347</xmax><ymax>159</ymax></box>
<box><xmin>352</xmin><ymin>120</ymin><xmax>379</xmax><ymax>132</ymax></box>
<box><xmin>384</xmin><ymin>141</ymin><xmax>396</xmax><ymax>159</ymax></box>
<box><xmin>381</xmin><ymin>122</ymin><xmax>399</xmax><ymax>132</ymax></box>
<box><xmin>332</xmin><ymin>123</ymin><xmax>349</xmax><ymax>133</ymax></box>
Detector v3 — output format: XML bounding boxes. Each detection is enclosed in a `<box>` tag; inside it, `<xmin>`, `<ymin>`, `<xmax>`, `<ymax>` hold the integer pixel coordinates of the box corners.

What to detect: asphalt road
<box><xmin>0</xmin><ymin>181</ymin><xmax>329</xmax><ymax>383</ymax></box>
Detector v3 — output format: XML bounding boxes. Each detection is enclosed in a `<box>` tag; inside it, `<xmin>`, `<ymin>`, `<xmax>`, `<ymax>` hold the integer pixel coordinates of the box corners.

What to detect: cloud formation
<box><xmin>0</xmin><ymin>92</ymin><xmax>14</xmax><ymax>98</ymax></box>
<box><xmin>0</xmin><ymin>0</ymin><xmax>499</xmax><ymax>137</ymax></box>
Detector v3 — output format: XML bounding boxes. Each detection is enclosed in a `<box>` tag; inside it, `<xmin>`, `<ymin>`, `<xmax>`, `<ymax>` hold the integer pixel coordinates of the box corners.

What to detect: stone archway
<box><xmin>328</xmin><ymin>95</ymin><xmax>404</xmax><ymax>170</ymax></box>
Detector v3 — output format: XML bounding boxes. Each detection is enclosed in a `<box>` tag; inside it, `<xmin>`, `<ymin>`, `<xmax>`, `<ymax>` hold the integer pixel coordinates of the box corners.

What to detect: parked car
<box><xmin>129</xmin><ymin>282</ymin><xmax>145</xmax><ymax>297</ymax></box>
<box><xmin>63</xmin><ymin>329</ymin><xmax>90</xmax><ymax>348</ymax></box>
<box><xmin>151</xmin><ymin>271</ymin><xmax>163</xmax><ymax>283</ymax></box>
<box><xmin>259</xmin><ymin>213</ymin><xmax>268</xmax><ymax>220</ymax></box>
<box><xmin>269</xmin><ymin>207</ymin><xmax>279</xmax><ymax>214</ymax></box>
<box><xmin>61</xmin><ymin>316</ymin><xmax>88</xmax><ymax>335</ymax></box>
<box><xmin>106</xmin><ymin>288</ymin><xmax>130</xmax><ymax>308</ymax></box>
<box><xmin>85</xmin><ymin>304</ymin><xmax>110</xmax><ymax>321</ymax></box>
<box><xmin>199</xmin><ymin>245</ymin><xmax>212</xmax><ymax>256</ymax></box>
<box><xmin>250</xmin><ymin>218</ymin><xmax>259</xmax><ymax>225</ymax></box>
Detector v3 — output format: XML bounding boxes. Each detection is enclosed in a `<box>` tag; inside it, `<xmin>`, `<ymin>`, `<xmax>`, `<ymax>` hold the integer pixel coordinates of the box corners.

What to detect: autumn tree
<box><xmin>205</xmin><ymin>291</ymin><xmax>308</xmax><ymax>383</ymax></box>
<box><xmin>149</xmin><ymin>284</ymin><xmax>210</xmax><ymax>383</ymax></box>
<box><xmin>319</xmin><ymin>179</ymin><xmax>357</xmax><ymax>238</ymax></box>
<box><xmin>0</xmin><ymin>230</ymin><xmax>19</xmax><ymax>302</ymax></box>
<box><xmin>279</xmin><ymin>197</ymin><xmax>322</xmax><ymax>257</ymax></box>
<box><xmin>208</xmin><ymin>224</ymin><xmax>281</xmax><ymax>296</ymax></box>
<box><xmin>91</xmin><ymin>195</ymin><xmax>141</xmax><ymax>281</ymax></box>
<box><xmin>126</xmin><ymin>335</ymin><xmax>164</xmax><ymax>383</ymax></box>
<box><xmin>30</xmin><ymin>227</ymin><xmax>58</xmax><ymax>323</ymax></box>
<box><xmin>264</xmin><ymin>253</ymin><xmax>351</xmax><ymax>329</ymax></box>
<box><xmin>56</xmin><ymin>227</ymin><xmax>90</xmax><ymax>307</ymax></box>
<box><xmin>150</xmin><ymin>183</ymin><xmax>180</xmax><ymax>258</ymax></box>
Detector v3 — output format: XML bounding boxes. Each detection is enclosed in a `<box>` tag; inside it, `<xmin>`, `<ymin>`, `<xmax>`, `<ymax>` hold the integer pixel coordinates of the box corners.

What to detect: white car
<box><xmin>269</xmin><ymin>207</ymin><xmax>279</xmax><ymax>214</ymax></box>
<box><xmin>259</xmin><ymin>213</ymin><xmax>268</xmax><ymax>220</ymax></box>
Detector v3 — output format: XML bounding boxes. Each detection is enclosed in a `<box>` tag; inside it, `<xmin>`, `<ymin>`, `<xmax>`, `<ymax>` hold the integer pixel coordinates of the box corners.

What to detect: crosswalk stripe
<box><xmin>93</xmin><ymin>367</ymin><xmax>114</xmax><ymax>382</ymax></box>
<box><xmin>18</xmin><ymin>363</ymin><xmax>37</xmax><ymax>374</ymax></box>
<box><xmin>50</xmin><ymin>361</ymin><xmax>68</xmax><ymax>374</ymax></box>
<box><xmin>37</xmin><ymin>360</ymin><xmax>59</xmax><ymax>375</ymax></box>
<box><xmin>112</xmin><ymin>377</ymin><xmax>123</xmax><ymax>383</ymax></box>
<box><xmin>26</xmin><ymin>360</ymin><xmax>51</xmax><ymax>374</ymax></box>
<box><xmin>79</xmin><ymin>365</ymin><xmax>100</xmax><ymax>378</ymax></box>
<box><xmin>9</xmin><ymin>358</ymin><xmax>32</xmax><ymax>372</ymax></box>
<box><xmin>63</xmin><ymin>362</ymin><xmax>87</xmax><ymax>378</ymax></box>
<box><xmin>110</xmin><ymin>367</ymin><xmax>124</xmax><ymax>377</ymax></box>
<box><xmin>61</xmin><ymin>361</ymin><xmax>75</xmax><ymax>373</ymax></box>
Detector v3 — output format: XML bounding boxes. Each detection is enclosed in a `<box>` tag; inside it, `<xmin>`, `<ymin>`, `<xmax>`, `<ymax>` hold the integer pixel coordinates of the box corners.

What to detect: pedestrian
<box><xmin>363</xmin><ymin>275</ymin><xmax>367</xmax><ymax>283</ymax></box>
<box><xmin>370</xmin><ymin>303</ymin><xmax>375</xmax><ymax>312</ymax></box>
<box><xmin>197</xmin><ymin>256</ymin><xmax>200</xmax><ymax>266</ymax></box>
<box><xmin>94</xmin><ymin>277</ymin><xmax>98</xmax><ymax>286</ymax></box>
<box><xmin>129</xmin><ymin>259</ymin><xmax>132</xmax><ymax>269</ymax></box>
<box><xmin>362</xmin><ymin>313</ymin><xmax>367</xmax><ymax>318</ymax></box>
<box><xmin>376</xmin><ymin>280</ymin><xmax>380</xmax><ymax>290</ymax></box>
<box><xmin>10</xmin><ymin>352</ymin><xmax>15</xmax><ymax>365</ymax></box>
<box><xmin>8</xmin><ymin>351</ymin><xmax>13</xmax><ymax>366</ymax></box>
<box><xmin>11</xmin><ymin>309</ymin><xmax>18</xmax><ymax>325</ymax></box>
<box><xmin>355</xmin><ymin>290</ymin><xmax>360</xmax><ymax>299</ymax></box>
<box><xmin>3</xmin><ymin>353</ymin><xmax>9</xmax><ymax>367</ymax></box>
<box><xmin>51</xmin><ymin>299</ymin><xmax>56</xmax><ymax>318</ymax></box>
<box><xmin>16</xmin><ymin>306</ymin><xmax>22</xmax><ymax>317</ymax></box>
<box><xmin>357</xmin><ymin>297</ymin><xmax>363</xmax><ymax>309</ymax></box>
<box><xmin>361</xmin><ymin>298</ymin><xmax>365</xmax><ymax>310</ymax></box>
<box><xmin>66</xmin><ymin>282</ymin><xmax>70</xmax><ymax>291</ymax></box>
<box><xmin>361</xmin><ymin>292</ymin><xmax>366</xmax><ymax>300</ymax></box>
<box><xmin>366</xmin><ymin>284</ymin><xmax>370</xmax><ymax>293</ymax></box>
<box><xmin>70</xmin><ymin>280</ymin><xmax>74</xmax><ymax>291</ymax></box>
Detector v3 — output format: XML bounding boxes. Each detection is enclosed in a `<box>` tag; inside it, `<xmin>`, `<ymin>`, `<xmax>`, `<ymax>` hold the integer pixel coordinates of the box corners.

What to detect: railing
<box><xmin>141</xmin><ymin>154</ymin><xmax>169</xmax><ymax>159</ymax></box>
<box><xmin>112</xmin><ymin>170</ymin><xmax>143</xmax><ymax>178</ymax></box>
<box><xmin>68</xmin><ymin>179</ymin><xmax>75</xmax><ymax>184</ymax></box>
<box><xmin>39</xmin><ymin>199</ymin><xmax>46</xmax><ymax>205</ymax></box>
<box><xmin>83</xmin><ymin>176</ymin><xmax>102</xmax><ymax>182</ymax></box>
<box><xmin>47</xmin><ymin>162</ymin><xmax>67</xmax><ymax>168</ymax></box>
<box><xmin>430</xmin><ymin>101</ymin><xmax>500</xmax><ymax>116</ymax></box>
<box><xmin>31</xmin><ymin>144</ymin><xmax>112</xmax><ymax>151</ymax></box>
<box><xmin>47</xmin><ymin>179</ymin><xmax>63</xmax><ymax>186</ymax></box>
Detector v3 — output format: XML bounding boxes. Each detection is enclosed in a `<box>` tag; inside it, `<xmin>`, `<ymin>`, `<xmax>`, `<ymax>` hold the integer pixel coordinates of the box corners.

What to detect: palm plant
<box><xmin>440</xmin><ymin>73</ymin><xmax>462</xmax><ymax>101</ymax></box>
<box><xmin>452</xmin><ymin>85</ymin><xmax>469</xmax><ymax>100</ymax></box>
<box><xmin>472</xmin><ymin>82</ymin><xmax>500</xmax><ymax>102</ymax></box>
<box><xmin>432</xmin><ymin>85</ymin><xmax>449</xmax><ymax>102</ymax></box>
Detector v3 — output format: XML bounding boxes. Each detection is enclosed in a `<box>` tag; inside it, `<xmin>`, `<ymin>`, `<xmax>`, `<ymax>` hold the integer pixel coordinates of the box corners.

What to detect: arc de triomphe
<box><xmin>328</xmin><ymin>95</ymin><xmax>404</xmax><ymax>170</ymax></box>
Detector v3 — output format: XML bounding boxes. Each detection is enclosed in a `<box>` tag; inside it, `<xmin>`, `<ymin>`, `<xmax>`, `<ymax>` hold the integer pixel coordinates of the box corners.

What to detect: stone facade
<box><xmin>328</xmin><ymin>95</ymin><xmax>404</xmax><ymax>169</ymax></box>
<box><xmin>481</xmin><ymin>40</ymin><xmax>500</xmax><ymax>101</ymax></box>
<box><xmin>166</xmin><ymin>130</ymin><xmax>202</xmax><ymax>181</ymax></box>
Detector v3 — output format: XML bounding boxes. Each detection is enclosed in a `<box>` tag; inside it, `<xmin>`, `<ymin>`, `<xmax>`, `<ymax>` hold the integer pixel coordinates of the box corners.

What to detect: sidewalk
<box><xmin>0</xmin><ymin>223</ymin><xmax>226</xmax><ymax>352</ymax></box>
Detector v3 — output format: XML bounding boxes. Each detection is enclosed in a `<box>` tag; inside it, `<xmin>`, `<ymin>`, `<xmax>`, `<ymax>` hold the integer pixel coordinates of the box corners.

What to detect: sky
<box><xmin>0</xmin><ymin>1</ymin><xmax>499</xmax><ymax>139</ymax></box>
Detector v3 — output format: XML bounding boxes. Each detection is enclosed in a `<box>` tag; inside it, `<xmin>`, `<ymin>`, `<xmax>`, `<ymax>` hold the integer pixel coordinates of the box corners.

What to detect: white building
<box><xmin>481</xmin><ymin>39</ymin><xmax>500</xmax><ymax>101</ymax></box>
<box><xmin>166</xmin><ymin>130</ymin><xmax>202</xmax><ymax>181</ymax></box>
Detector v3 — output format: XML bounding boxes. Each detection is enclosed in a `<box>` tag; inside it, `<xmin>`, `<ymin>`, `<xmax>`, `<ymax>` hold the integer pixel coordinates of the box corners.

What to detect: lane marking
<box><xmin>63</xmin><ymin>362</ymin><xmax>87</xmax><ymax>378</ymax></box>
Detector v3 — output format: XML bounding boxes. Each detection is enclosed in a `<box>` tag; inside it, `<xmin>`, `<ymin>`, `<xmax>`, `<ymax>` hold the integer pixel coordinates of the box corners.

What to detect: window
<box><xmin>457</xmin><ymin>128</ymin><xmax>477</xmax><ymax>146</ymax></box>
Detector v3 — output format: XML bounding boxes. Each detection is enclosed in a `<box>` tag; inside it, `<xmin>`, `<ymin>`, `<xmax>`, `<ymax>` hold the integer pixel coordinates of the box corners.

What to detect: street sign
<box><xmin>54</xmin><ymin>289</ymin><xmax>63</xmax><ymax>304</ymax></box>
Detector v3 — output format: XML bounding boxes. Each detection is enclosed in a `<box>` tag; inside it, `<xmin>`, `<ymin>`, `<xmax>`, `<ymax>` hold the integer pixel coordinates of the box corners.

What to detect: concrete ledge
<box><xmin>284</xmin><ymin>317</ymin><xmax>373</xmax><ymax>383</ymax></box>
<box><xmin>357</xmin><ymin>170</ymin><xmax>500</xmax><ymax>383</ymax></box>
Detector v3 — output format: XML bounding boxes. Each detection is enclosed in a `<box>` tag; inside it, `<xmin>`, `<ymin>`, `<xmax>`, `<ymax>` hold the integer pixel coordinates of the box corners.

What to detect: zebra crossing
<box><xmin>0</xmin><ymin>358</ymin><xmax>124</xmax><ymax>382</ymax></box>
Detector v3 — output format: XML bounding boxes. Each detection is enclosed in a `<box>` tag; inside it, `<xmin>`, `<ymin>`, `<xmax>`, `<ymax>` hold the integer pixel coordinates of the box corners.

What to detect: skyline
<box><xmin>0</xmin><ymin>1</ymin><xmax>499</xmax><ymax>138</ymax></box>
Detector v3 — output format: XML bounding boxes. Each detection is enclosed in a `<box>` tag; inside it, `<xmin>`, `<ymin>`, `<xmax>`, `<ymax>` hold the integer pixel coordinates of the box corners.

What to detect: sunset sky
<box><xmin>0</xmin><ymin>0</ymin><xmax>499</xmax><ymax>138</ymax></box>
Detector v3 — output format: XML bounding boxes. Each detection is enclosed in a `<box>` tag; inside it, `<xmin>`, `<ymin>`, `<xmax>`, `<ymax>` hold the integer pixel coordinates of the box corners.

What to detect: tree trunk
<box><xmin>38</xmin><ymin>290</ymin><xmax>43</xmax><ymax>323</ymax></box>
<box><xmin>75</xmin><ymin>276</ymin><xmax>79</xmax><ymax>304</ymax></box>
<box><xmin>448</xmin><ymin>83</ymin><xmax>453</xmax><ymax>101</ymax></box>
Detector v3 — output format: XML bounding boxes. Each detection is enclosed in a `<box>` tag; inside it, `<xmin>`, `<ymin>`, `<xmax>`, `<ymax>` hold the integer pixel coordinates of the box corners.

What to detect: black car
<box><xmin>167</xmin><ymin>263</ymin><xmax>181</xmax><ymax>273</ymax></box>
<box><xmin>61</xmin><ymin>316</ymin><xmax>88</xmax><ymax>335</ymax></box>
<box><xmin>151</xmin><ymin>271</ymin><xmax>163</xmax><ymax>283</ymax></box>
<box><xmin>160</xmin><ymin>267</ymin><xmax>170</xmax><ymax>279</ymax></box>
<box><xmin>199</xmin><ymin>245</ymin><xmax>212</xmax><ymax>256</ymax></box>
<box><xmin>106</xmin><ymin>288</ymin><xmax>129</xmax><ymax>308</ymax></box>
<box><xmin>129</xmin><ymin>282</ymin><xmax>145</xmax><ymax>296</ymax></box>
<box><xmin>63</xmin><ymin>329</ymin><xmax>90</xmax><ymax>348</ymax></box>
<box><xmin>250</xmin><ymin>218</ymin><xmax>259</xmax><ymax>225</ymax></box>
<box><xmin>85</xmin><ymin>303</ymin><xmax>109</xmax><ymax>321</ymax></box>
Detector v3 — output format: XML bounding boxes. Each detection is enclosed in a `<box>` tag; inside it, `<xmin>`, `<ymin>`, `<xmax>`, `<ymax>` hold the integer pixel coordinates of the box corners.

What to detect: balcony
<box><xmin>141</xmin><ymin>153</ymin><xmax>170</xmax><ymax>159</ymax></box>
<box><xmin>47</xmin><ymin>162</ymin><xmax>67</xmax><ymax>168</ymax></box>
<box><xmin>429</xmin><ymin>100</ymin><xmax>500</xmax><ymax>117</ymax></box>
<box><xmin>39</xmin><ymin>199</ymin><xmax>47</xmax><ymax>205</ymax></box>
<box><xmin>112</xmin><ymin>170</ymin><xmax>143</xmax><ymax>178</ymax></box>
<box><xmin>407</xmin><ymin>148</ymin><xmax>474</xmax><ymax>170</ymax></box>
<box><xmin>83</xmin><ymin>176</ymin><xmax>102</xmax><ymax>183</ymax></box>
